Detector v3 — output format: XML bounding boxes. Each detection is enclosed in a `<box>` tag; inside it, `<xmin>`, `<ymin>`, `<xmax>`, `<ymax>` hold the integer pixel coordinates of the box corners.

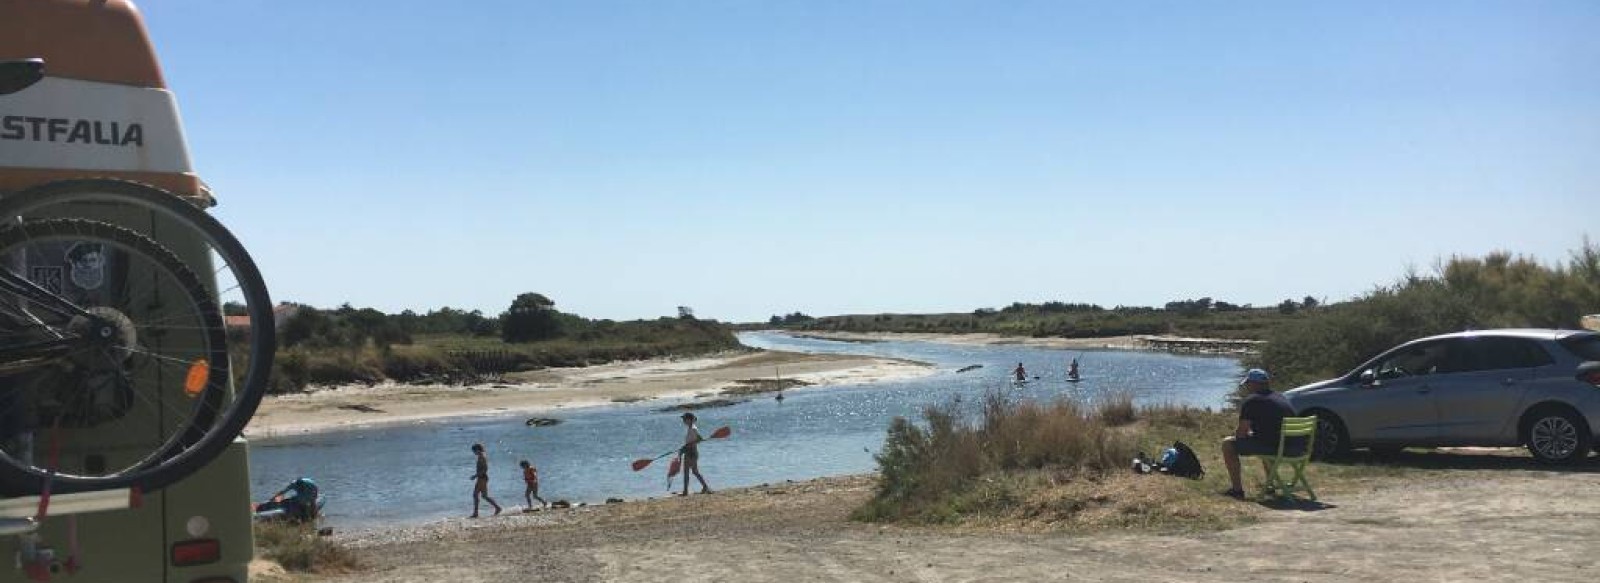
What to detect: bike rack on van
<box><xmin>1</xmin><ymin>488</ymin><xmax>140</xmax><ymax>581</ymax></box>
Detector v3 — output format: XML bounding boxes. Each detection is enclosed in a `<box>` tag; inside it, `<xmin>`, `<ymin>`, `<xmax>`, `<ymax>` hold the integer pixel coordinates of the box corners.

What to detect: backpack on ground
<box><xmin>1161</xmin><ymin>440</ymin><xmax>1205</xmax><ymax>479</ymax></box>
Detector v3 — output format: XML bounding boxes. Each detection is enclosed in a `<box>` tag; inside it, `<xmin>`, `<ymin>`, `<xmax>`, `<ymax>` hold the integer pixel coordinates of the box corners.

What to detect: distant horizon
<box><xmin>138</xmin><ymin>2</ymin><xmax>1597</xmax><ymax>323</ymax></box>
<box><xmin>274</xmin><ymin>239</ymin><xmax>1593</xmax><ymax>324</ymax></box>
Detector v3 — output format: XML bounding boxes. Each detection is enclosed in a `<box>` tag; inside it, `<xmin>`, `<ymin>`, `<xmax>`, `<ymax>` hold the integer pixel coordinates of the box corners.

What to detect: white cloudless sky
<box><xmin>139</xmin><ymin>1</ymin><xmax>1597</xmax><ymax>322</ymax></box>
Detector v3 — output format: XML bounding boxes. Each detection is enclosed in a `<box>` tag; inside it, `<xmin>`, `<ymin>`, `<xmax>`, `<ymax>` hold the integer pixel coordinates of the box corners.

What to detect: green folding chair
<box><xmin>1256</xmin><ymin>415</ymin><xmax>1318</xmax><ymax>501</ymax></box>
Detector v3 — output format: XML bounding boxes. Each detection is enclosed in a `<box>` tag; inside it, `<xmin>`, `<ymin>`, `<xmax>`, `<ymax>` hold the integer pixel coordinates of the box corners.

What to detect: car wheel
<box><xmin>1310</xmin><ymin>413</ymin><xmax>1350</xmax><ymax>460</ymax></box>
<box><xmin>1524</xmin><ymin>408</ymin><xmax>1592</xmax><ymax>465</ymax></box>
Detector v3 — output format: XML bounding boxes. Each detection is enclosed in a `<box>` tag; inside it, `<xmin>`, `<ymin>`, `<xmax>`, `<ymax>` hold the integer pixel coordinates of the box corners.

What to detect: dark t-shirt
<box><xmin>1239</xmin><ymin>390</ymin><xmax>1295</xmax><ymax>445</ymax></box>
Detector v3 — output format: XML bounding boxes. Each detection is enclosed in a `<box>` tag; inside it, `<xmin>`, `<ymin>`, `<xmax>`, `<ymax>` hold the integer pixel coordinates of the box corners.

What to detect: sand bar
<box><xmin>245</xmin><ymin>350</ymin><xmax>933</xmax><ymax>438</ymax></box>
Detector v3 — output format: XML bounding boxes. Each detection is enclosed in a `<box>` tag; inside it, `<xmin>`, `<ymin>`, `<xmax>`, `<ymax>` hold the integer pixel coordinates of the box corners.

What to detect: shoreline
<box><xmin>784</xmin><ymin>330</ymin><xmax>1261</xmax><ymax>354</ymax></box>
<box><xmin>245</xmin><ymin>349</ymin><xmax>935</xmax><ymax>439</ymax></box>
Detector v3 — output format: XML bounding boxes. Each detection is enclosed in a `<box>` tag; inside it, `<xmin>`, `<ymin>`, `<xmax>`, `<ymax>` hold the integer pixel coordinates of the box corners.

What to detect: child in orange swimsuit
<box><xmin>520</xmin><ymin>459</ymin><xmax>547</xmax><ymax>510</ymax></box>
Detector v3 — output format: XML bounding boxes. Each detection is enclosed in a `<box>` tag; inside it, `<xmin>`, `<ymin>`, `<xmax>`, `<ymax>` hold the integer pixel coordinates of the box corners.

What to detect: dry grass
<box><xmin>1094</xmin><ymin>390</ymin><xmax>1137</xmax><ymax>427</ymax></box>
<box><xmin>948</xmin><ymin>471</ymin><xmax>1256</xmax><ymax>533</ymax></box>
<box><xmin>855</xmin><ymin>387</ymin><xmax>1439</xmax><ymax>532</ymax></box>
<box><xmin>980</xmin><ymin>393</ymin><xmax>1131</xmax><ymax>472</ymax></box>
<box><xmin>855</xmin><ymin>390</ymin><xmax>1431</xmax><ymax>532</ymax></box>
<box><xmin>254</xmin><ymin>522</ymin><xmax>362</xmax><ymax>575</ymax></box>
<box><xmin>854</xmin><ymin>392</ymin><xmax>1135</xmax><ymax>523</ymax></box>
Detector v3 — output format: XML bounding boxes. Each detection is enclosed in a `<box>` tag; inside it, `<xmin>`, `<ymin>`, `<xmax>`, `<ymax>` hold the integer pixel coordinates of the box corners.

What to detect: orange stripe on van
<box><xmin>0</xmin><ymin>0</ymin><xmax>166</xmax><ymax>89</ymax></box>
<box><xmin>0</xmin><ymin>168</ymin><xmax>212</xmax><ymax>204</ymax></box>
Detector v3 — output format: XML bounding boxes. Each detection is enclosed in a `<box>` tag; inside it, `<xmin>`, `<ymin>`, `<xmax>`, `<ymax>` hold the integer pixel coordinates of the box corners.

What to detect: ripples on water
<box><xmin>250</xmin><ymin>331</ymin><xmax>1242</xmax><ymax>529</ymax></box>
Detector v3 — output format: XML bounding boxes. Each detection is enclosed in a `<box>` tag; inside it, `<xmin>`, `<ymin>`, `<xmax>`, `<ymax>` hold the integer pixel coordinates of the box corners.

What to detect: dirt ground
<box><xmin>312</xmin><ymin>453</ymin><xmax>1600</xmax><ymax>582</ymax></box>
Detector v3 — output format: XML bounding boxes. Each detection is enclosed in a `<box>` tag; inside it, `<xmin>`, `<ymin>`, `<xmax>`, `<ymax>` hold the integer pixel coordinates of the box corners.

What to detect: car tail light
<box><xmin>171</xmin><ymin>539</ymin><xmax>220</xmax><ymax>567</ymax></box>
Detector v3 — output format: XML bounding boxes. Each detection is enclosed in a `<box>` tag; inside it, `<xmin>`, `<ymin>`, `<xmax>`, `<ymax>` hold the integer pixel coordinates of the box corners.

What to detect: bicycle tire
<box><xmin>0</xmin><ymin>179</ymin><xmax>273</xmax><ymax>495</ymax></box>
<box><xmin>0</xmin><ymin>218</ymin><xmax>229</xmax><ymax>486</ymax></box>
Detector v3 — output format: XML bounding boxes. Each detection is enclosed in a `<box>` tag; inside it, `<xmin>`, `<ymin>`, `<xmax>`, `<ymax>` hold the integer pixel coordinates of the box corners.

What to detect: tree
<box><xmin>1302</xmin><ymin>296</ymin><xmax>1320</xmax><ymax>310</ymax></box>
<box><xmin>501</xmin><ymin>293</ymin><xmax>565</xmax><ymax>342</ymax></box>
<box><xmin>678</xmin><ymin>306</ymin><xmax>696</xmax><ymax>320</ymax></box>
<box><xmin>280</xmin><ymin>306</ymin><xmax>332</xmax><ymax>348</ymax></box>
<box><xmin>1278</xmin><ymin>299</ymin><xmax>1299</xmax><ymax>315</ymax></box>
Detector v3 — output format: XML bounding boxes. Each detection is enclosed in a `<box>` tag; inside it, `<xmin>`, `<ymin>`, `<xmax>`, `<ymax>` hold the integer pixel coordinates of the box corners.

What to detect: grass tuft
<box><xmin>1094</xmin><ymin>391</ymin><xmax>1137</xmax><ymax>427</ymax></box>
<box><xmin>254</xmin><ymin>522</ymin><xmax>362</xmax><ymax>575</ymax></box>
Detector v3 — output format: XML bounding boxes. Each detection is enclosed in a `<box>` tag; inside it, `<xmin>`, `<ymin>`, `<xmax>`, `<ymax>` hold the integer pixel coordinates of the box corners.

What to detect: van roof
<box><xmin>0</xmin><ymin>0</ymin><xmax>165</xmax><ymax>88</ymax></box>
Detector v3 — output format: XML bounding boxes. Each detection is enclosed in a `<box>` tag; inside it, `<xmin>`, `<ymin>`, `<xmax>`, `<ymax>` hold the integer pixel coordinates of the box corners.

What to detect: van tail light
<box><xmin>1578</xmin><ymin>362</ymin><xmax>1600</xmax><ymax>387</ymax></box>
<box><xmin>171</xmin><ymin>539</ymin><xmax>220</xmax><ymax>567</ymax></box>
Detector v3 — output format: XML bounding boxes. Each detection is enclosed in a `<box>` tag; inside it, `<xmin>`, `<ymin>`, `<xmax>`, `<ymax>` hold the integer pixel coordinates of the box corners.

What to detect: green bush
<box><xmin>788</xmin><ymin>303</ymin><xmax>1297</xmax><ymax>341</ymax></box>
<box><xmin>855</xmin><ymin>392</ymin><xmax>1132</xmax><ymax>522</ymax></box>
<box><xmin>1257</xmin><ymin>243</ymin><xmax>1600</xmax><ymax>388</ymax></box>
<box><xmin>263</xmin><ymin>302</ymin><xmax>742</xmax><ymax>391</ymax></box>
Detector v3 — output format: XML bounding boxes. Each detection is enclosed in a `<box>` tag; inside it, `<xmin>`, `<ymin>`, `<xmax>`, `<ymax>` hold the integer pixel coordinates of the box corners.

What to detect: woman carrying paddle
<box><xmin>678</xmin><ymin>412</ymin><xmax>713</xmax><ymax>496</ymax></box>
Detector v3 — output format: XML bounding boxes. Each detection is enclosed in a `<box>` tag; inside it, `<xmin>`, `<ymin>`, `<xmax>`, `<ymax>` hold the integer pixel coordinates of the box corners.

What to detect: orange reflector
<box><xmin>171</xmin><ymin>538</ymin><xmax>221</xmax><ymax>566</ymax></box>
<box><xmin>184</xmin><ymin>359</ymin><xmax>210</xmax><ymax>397</ymax></box>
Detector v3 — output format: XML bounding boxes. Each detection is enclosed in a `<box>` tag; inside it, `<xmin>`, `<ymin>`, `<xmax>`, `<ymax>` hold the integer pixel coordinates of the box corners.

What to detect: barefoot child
<box><xmin>520</xmin><ymin>459</ymin><xmax>547</xmax><ymax>510</ymax></box>
<box><xmin>469</xmin><ymin>443</ymin><xmax>502</xmax><ymax>518</ymax></box>
<box><xmin>679</xmin><ymin>412</ymin><xmax>712</xmax><ymax>496</ymax></box>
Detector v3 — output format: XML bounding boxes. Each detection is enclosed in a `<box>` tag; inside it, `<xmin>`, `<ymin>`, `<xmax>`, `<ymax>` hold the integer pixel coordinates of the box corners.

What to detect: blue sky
<box><xmin>139</xmin><ymin>1</ymin><xmax>1597</xmax><ymax>322</ymax></box>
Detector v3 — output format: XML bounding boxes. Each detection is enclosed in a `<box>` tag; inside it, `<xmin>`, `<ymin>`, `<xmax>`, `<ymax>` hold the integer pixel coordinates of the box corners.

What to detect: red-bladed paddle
<box><xmin>630</xmin><ymin>425</ymin><xmax>732</xmax><ymax>471</ymax></box>
<box><xmin>666</xmin><ymin>455</ymin><xmax>682</xmax><ymax>489</ymax></box>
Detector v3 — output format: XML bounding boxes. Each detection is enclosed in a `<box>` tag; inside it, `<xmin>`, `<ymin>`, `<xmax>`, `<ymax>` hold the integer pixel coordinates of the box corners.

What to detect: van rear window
<box><xmin>1560</xmin><ymin>334</ymin><xmax>1600</xmax><ymax>361</ymax></box>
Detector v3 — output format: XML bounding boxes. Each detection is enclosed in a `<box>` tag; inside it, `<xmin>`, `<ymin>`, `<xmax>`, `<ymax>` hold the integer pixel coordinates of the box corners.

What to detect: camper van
<box><xmin>1</xmin><ymin>2</ymin><xmax>274</xmax><ymax>582</ymax></box>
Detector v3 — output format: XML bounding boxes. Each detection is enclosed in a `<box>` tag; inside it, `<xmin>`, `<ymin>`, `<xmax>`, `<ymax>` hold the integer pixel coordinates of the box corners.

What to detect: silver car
<box><xmin>1284</xmin><ymin>329</ymin><xmax>1600</xmax><ymax>464</ymax></box>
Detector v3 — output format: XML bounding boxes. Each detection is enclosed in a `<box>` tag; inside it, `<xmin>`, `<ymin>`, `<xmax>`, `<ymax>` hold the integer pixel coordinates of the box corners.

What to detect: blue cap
<box><xmin>1243</xmin><ymin>368</ymin><xmax>1270</xmax><ymax>384</ymax></box>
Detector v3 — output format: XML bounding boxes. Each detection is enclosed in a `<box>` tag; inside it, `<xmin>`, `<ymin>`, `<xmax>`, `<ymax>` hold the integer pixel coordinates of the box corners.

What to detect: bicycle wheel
<box><xmin>0</xmin><ymin>179</ymin><xmax>273</xmax><ymax>495</ymax></box>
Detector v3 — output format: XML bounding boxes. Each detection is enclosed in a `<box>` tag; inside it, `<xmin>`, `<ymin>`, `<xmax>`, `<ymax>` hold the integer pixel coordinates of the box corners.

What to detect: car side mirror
<box><xmin>1578</xmin><ymin>361</ymin><xmax>1600</xmax><ymax>386</ymax></box>
<box><xmin>1359</xmin><ymin>369</ymin><xmax>1377</xmax><ymax>387</ymax></box>
<box><xmin>0</xmin><ymin>58</ymin><xmax>45</xmax><ymax>96</ymax></box>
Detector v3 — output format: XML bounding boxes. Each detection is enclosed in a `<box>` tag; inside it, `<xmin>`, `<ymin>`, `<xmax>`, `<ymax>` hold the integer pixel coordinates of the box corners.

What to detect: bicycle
<box><xmin>0</xmin><ymin>179</ymin><xmax>274</xmax><ymax>497</ymax></box>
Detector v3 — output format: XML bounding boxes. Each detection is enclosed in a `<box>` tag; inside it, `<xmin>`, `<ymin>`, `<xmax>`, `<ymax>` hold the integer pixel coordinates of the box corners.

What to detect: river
<box><xmin>248</xmin><ymin>331</ymin><xmax>1243</xmax><ymax>530</ymax></box>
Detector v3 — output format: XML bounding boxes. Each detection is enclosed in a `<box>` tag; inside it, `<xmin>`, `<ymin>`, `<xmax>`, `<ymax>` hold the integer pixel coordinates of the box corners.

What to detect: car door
<box><xmin>1340</xmin><ymin>340</ymin><xmax>1449</xmax><ymax>444</ymax></box>
<box><xmin>1428</xmin><ymin>336</ymin><xmax>1548</xmax><ymax>445</ymax></box>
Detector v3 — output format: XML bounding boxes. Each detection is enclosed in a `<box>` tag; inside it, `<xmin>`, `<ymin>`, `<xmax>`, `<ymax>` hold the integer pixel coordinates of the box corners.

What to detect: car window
<box><xmin>1374</xmin><ymin>341</ymin><xmax>1453</xmax><ymax>379</ymax></box>
<box><xmin>1559</xmin><ymin>334</ymin><xmax>1600</xmax><ymax>361</ymax></box>
<box><xmin>1456</xmin><ymin>337</ymin><xmax>1555</xmax><ymax>371</ymax></box>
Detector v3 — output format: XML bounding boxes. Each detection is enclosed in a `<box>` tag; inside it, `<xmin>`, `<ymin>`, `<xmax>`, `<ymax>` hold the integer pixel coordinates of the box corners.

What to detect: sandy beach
<box><xmin>300</xmin><ymin>457</ymin><xmax>1600</xmax><ymax>583</ymax></box>
<box><xmin>245</xmin><ymin>350</ymin><xmax>934</xmax><ymax>438</ymax></box>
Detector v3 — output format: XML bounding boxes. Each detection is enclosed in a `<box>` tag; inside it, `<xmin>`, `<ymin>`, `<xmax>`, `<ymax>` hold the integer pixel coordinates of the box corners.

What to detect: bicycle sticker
<box><xmin>65</xmin><ymin>242</ymin><xmax>106</xmax><ymax>290</ymax></box>
<box><xmin>28</xmin><ymin>265</ymin><xmax>62</xmax><ymax>294</ymax></box>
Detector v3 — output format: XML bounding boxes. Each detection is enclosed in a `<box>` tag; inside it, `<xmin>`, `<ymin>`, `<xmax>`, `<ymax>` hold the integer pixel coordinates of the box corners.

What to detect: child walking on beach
<box><xmin>679</xmin><ymin>412</ymin><xmax>712</xmax><ymax>496</ymax></box>
<box><xmin>521</xmin><ymin>459</ymin><xmax>547</xmax><ymax>510</ymax></box>
<box><xmin>469</xmin><ymin>443</ymin><xmax>502</xmax><ymax>518</ymax></box>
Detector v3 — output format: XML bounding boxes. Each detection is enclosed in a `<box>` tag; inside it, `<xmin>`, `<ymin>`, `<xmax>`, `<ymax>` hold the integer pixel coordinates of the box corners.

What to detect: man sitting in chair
<box><xmin>1221</xmin><ymin>368</ymin><xmax>1295</xmax><ymax>499</ymax></box>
